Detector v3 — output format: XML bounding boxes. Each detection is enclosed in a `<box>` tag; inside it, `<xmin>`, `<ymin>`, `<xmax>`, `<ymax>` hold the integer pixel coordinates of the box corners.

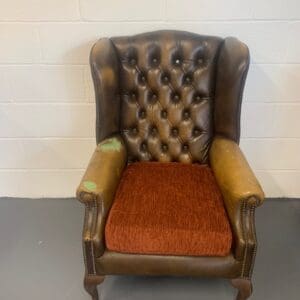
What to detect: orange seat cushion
<box><xmin>105</xmin><ymin>162</ymin><xmax>232</xmax><ymax>256</ymax></box>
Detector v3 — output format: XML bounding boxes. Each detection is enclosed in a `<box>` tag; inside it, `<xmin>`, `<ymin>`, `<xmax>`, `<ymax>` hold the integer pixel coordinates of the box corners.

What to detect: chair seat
<box><xmin>105</xmin><ymin>162</ymin><xmax>232</xmax><ymax>257</ymax></box>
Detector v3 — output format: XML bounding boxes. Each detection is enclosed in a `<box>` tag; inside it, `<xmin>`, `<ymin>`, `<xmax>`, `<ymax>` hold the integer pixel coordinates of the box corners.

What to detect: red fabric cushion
<box><xmin>105</xmin><ymin>162</ymin><xmax>232</xmax><ymax>256</ymax></box>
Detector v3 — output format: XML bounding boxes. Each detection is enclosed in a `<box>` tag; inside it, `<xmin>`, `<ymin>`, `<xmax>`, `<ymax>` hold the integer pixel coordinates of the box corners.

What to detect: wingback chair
<box><xmin>76</xmin><ymin>30</ymin><xmax>265</xmax><ymax>300</ymax></box>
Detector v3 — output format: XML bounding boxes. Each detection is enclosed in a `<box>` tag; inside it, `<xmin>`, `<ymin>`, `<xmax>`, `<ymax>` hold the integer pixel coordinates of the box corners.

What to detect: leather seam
<box><xmin>248</xmin><ymin>205</ymin><xmax>257</xmax><ymax>278</ymax></box>
<box><xmin>212</xmin><ymin>38</ymin><xmax>225</xmax><ymax>141</ymax></box>
<box><xmin>91</xmin><ymin>197</ymin><xmax>98</xmax><ymax>275</ymax></box>
<box><xmin>83</xmin><ymin>201</ymin><xmax>98</xmax><ymax>275</ymax></box>
<box><xmin>240</xmin><ymin>197</ymin><xmax>258</xmax><ymax>279</ymax></box>
<box><xmin>241</xmin><ymin>199</ymin><xmax>248</xmax><ymax>277</ymax></box>
<box><xmin>236</xmin><ymin>50</ymin><xmax>250</xmax><ymax>143</ymax></box>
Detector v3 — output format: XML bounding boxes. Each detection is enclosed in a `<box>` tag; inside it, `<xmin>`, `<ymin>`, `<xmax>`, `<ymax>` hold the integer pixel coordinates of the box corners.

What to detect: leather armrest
<box><xmin>209</xmin><ymin>136</ymin><xmax>265</xmax><ymax>260</ymax></box>
<box><xmin>76</xmin><ymin>135</ymin><xmax>127</xmax><ymax>258</ymax></box>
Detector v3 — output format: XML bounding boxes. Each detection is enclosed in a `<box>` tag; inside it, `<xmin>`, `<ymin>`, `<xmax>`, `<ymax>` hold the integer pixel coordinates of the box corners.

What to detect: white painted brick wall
<box><xmin>80</xmin><ymin>0</ymin><xmax>165</xmax><ymax>21</ymax></box>
<box><xmin>0</xmin><ymin>0</ymin><xmax>80</xmax><ymax>21</ymax></box>
<box><xmin>0</xmin><ymin>0</ymin><xmax>299</xmax><ymax>198</ymax></box>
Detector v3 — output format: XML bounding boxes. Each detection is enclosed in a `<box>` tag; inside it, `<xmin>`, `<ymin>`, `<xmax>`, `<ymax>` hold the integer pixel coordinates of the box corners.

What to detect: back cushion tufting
<box><xmin>111</xmin><ymin>31</ymin><xmax>223</xmax><ymax>164</ymax></box>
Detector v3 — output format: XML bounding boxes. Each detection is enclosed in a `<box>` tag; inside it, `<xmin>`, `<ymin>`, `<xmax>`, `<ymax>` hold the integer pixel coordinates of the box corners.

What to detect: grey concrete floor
<box><xmin>0</xmin><ymin>198</ymin><xmax>299</xmax><ymax>300</ymax></box>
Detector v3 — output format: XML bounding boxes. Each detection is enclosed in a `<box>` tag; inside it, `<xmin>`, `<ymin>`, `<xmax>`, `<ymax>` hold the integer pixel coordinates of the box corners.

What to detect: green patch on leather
<box><xmin>83</xmin><ymin>180</ymin><xmax>97</xmax><ymax>191</ymax></box>
<box><xmin>98</xmin><ymin>137</ymin><xmax>121</xmax><ymax>152</ymax></box>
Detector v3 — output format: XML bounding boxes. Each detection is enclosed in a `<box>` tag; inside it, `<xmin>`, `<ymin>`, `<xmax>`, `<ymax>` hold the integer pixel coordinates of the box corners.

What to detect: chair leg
<box><xmin>84</xmin><ymin>274</ymin><xmax>105</xmax><ymax>300</ymax></box>
<box><xmin>230</xmin><ymin>278</ymin><xmax>252</xmax><ymax>300</ymax></box>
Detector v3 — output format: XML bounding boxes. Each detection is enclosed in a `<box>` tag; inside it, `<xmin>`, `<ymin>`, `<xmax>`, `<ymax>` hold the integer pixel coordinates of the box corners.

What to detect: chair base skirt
<box><xmin>84</xmin><ymin>251</ymin><xmax>252</xmax><ymax>300</ymax></box>
<box><xmin>95</xmin><ymin>250</ymin><xmax>241</xmax><ymax>278</ymax></box>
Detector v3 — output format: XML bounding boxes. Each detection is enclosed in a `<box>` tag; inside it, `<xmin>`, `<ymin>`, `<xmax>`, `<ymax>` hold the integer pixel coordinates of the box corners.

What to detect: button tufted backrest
<box><xmin>111</xmin><ymin>31</ymin><xmax>222</xmax><ymax>163</ymax></box>
<box><xmin>90</xmin><ymin>30</ymin><xmax>250</xmax><ymax>164</ymax></box>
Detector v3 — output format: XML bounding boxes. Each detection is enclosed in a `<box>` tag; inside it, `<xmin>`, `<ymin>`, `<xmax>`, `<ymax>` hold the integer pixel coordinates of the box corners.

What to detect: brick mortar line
<box><xmin>0</xmin><ymin>20</ymin><xmax>299</xmax><ymax>23</ymax></box>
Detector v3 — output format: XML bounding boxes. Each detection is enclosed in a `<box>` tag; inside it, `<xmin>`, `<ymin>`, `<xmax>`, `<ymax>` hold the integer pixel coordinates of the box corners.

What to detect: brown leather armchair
<box><xmin>76</xmin><ymin>30</ymin><xmax>264</xmax><ymax>300</ymax></box>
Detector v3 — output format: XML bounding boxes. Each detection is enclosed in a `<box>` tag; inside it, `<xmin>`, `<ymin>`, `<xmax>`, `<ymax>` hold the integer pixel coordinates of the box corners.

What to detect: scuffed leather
<box><xmin>77</xmin><ymin>135</ymin><xmax>127</xmax><ymax>262</ymax></box>
<box><xmin>96</xmin><ymin>250</ymin><xmax>241</xmax><ymax>278</ymax></box>
<box><xmin>209</xmin><ymin>136</ymin><xmax>264</xmax><ymax>261</ymax></box>
<box><xmin>214</xmin><ymin>37</ymin><xmax>250</xmax><ymax>143</ymax></box>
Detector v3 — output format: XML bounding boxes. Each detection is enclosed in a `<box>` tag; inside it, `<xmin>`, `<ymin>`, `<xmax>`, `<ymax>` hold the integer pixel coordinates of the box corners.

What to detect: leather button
<box><xmin>171</xmin><ymin>127</ymin><xmax>179</xmax><ymax>137</ymax></box>
<box><xmin>129</xmin><ymin>58</ymin><xmax>136</xmax><ymax>66</ymax></box>
<box><xmin>174</xmin><ymin>58</ymin><xmax>181</xmax><ymax>65</ymax></box>
<box><xmin>151</xmin><ymin>126</ymin><xmax>157</xmax><ymax>136</ymax></box>
<box><xmin>131</xmin><ymin>127</ymin><xmax>138</xmax><ymax>135</ymax></box>
<box><xmin>197</xmin><ymin>58</ymin><xmax>204</xmax><ymax>65</ymax></box>
<box><xmin>182</xmin><ymin>144</ymin><xmax>189</xmax><ymax>152</ymax></box>
<box><xmin>150</xmin><ymin>93</ymin><xmax>158</xmax><ymax>103</ymax></box>
<box><xmin>194</xmin><ymin>94</ymin><xmax>202</xmax><ymax>103</ymax></box>
<box><xmin>184</xmin><ymin>75</ymin><xmax>192</xmax><ymax>84</ymax></box>
<box><xmin>172</xmin><ymin>93</ymin><xmax>180</xmax><ymax>103</ymax></box>
<box><xmin>139</xmin><ymin>73</ymin><xmax>146</xmax><ymax>84</ymax></box>
<box><xmin>161</xmin><ymin>143</ymin><xmax>168</xmax><ymax>152</ymax></box>
<box><xmin>139</xmin><ymin>109</ymin><xmax>146</xmax><ymax>119</ymax></box>
<box><xmin>152</xmin><ymin>58</ymin><xmax>158</xmax><ymax>65</ymax></box>
<box><xmin>130</xmin><ymin>92</ymin><xmax>137</xmax><ymax>99</ymax></box>
<box><xmin>130</xmin><ymin>156</ymin><xmax>138</xmax><ymax>163</ymax></box>
<box><xmin>161</xmin><ymin>109</ymin><xmax>168</xmax><ymax>119</ymax></box>
<box><xmin>182</xmin><ymin>109</ymin><xmax>190</xmax><ymax>120</ymax></box>
<box><xmin>193</xmin><ymin>128</ymin><xmax>201</xmax><ymax>136</ymax></box>
<box><xmin>140</xmin><ymin>142</ymin><xmax>147</xmax><ymax>152</ymax></box>
<box><xmin>162</xmin><ymin>74</ymin><xmax>169</xmax><ymax>84</ymax></box>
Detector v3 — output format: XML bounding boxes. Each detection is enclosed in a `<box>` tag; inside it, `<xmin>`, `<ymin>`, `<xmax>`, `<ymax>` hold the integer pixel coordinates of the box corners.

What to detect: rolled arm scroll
<box><xmin>76</xmin><ymin>135</ymin><xmax>127</xmax><ymax>273</ymax></box>
<box><xmin>209</xmin><ymin>137</ymin><xmax>264</xmax><ymax>276</ymax></box>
